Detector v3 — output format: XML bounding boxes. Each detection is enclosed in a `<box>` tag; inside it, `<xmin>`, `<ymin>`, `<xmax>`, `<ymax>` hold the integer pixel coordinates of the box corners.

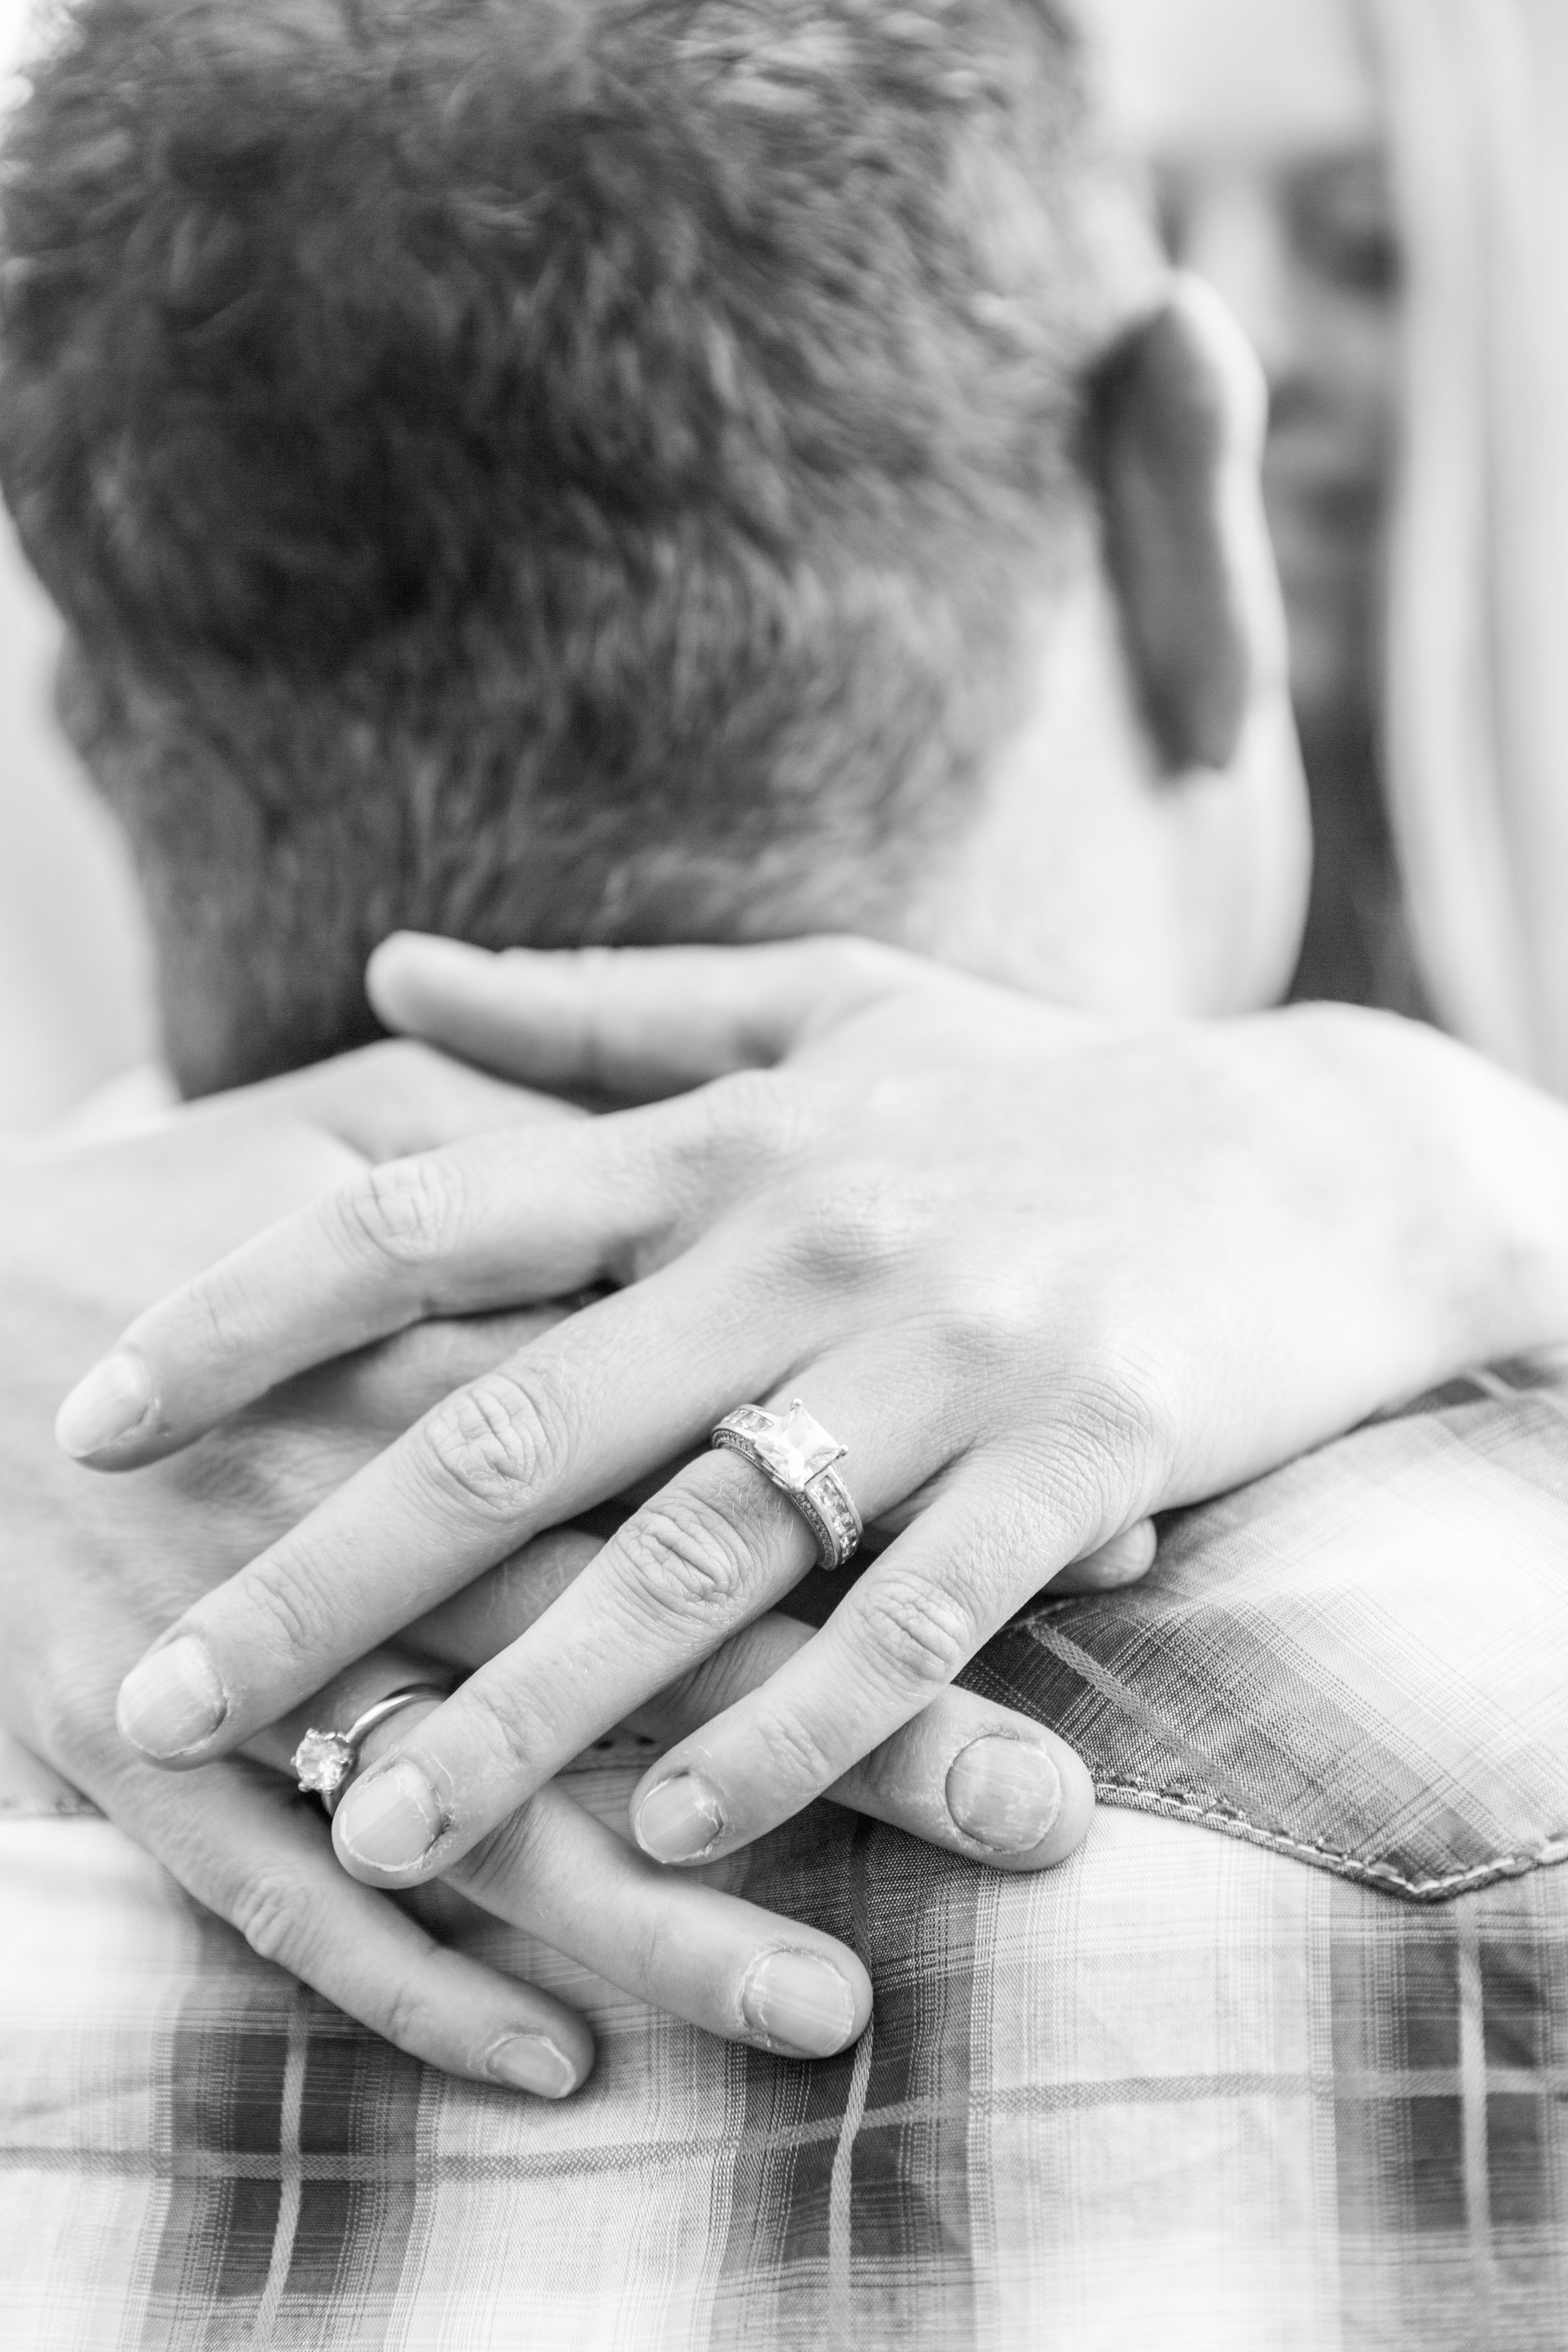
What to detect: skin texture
<box><xmin>4</xmin><ymin>13</ymin><xmax>1298</xmax><ymax>2092</ymax></box>
<box><xmin>15</xmin><ymin>1</ymin><xmax>1527</xmax><ymax>2098</ymax></box>
<box><xmin>909</xmin><ymin>283</ymin><xmax>1308</xmax><ymax>1024</ymax></box>
<box><xmin>30</xmin><ymin>246</ymin><xmax>1568</xmax><ymax>2079</ymax></box>
<box><xmin>42</xmin><ymin>241</ymin><xmax>1536</xmax><ymax>2029</ymax></box>
<box><xmin>8</xmin><ymin>1041</ymin><xmax>1135</xmax><ymax>2090</ymax></box>
<box><xmin>76</xmin><ymin>936</ymin><xmax>1568</xmax><ymax>1897</ymax></box>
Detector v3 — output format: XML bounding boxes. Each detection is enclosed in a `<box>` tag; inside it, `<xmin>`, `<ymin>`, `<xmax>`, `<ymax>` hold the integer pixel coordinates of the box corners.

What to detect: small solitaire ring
<box><xmin>711</xmin><ymin>1397</ymin><xmax>864</xmax><ymax>1572</ymax></box>
<box><xmin>292</xmin><ymin>1683</ymin><xmax>448</xmax><ymax>1809</ymax></box>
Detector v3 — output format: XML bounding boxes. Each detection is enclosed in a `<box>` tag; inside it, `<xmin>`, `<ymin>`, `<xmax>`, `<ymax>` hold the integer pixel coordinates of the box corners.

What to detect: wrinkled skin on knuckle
<box><xmin>420</xmin><ymin>1370</ymin><xmax>564</xmax><ymax>1517</ymax></box>
<box><xmin>745</xmin><ymin>1702</ymin><xmax>844</xmax><ymax>1798</ymax></box>
<box><xmin>231</xmin><ymin>1552</ymin><xmax>344</xmax><ymax>1675</ymax></box>
<box><xmin>770</xmin><ymin>1168</ymin><xmax>934</xmax><ymax>1298</ymax></box>
<box><xmin>231</xmin><ymin>1865</ymin><xmax>317</xmax><ymax>1972</ymax></box>
<box><xmin>613</xmin><ymin>1499</ymin><xmax>754</xmax><ymax>1626</ymax></box>
<box><xmin>1043</xmin><ymin>1349</ymin><xmax>1180</xmax><ymax>1530</ymax></box>
<box><xmin>374</xmin><ymin>1974</ymin><xmax>447</xmax><ymax>2063</ymax></box>
<box><xmin>674</xmin><ymin>1066</ymin><xmax>818</xmax><ymax>1194</ymax></box>
<box><xmin>920</xmin><ymin>1276</ymin><xmax>1049</xmax><ymax>1396</ymax></box>
<box><xmin>186</xmin><ymin>1253</ymin><xmax>269</xmax><ymax>1357</ymax></box>
<box><xmin>855</xmin><ymin>1574</ymin><xmax>976</xmax><ymax>1696</ymax></box>
<box><xmin>339</xmin><ymin>1152</ymin><xmax>468</xmax><ymax>1276</ymax></box>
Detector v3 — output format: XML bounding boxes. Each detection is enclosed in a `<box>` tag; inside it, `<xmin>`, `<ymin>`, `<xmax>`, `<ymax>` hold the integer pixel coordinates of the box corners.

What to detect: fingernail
<box><xmin>946</xmin><ymin>1736</ymin><xmax>1062</xmax><ymax>1853</ymax></box>
<box><xmin>741</xmin><ymin>1948</ymin><xmax>859</xmax><ymax>2058</ymax></box>
<box><xmin>334</xmin><ymin>1757</ymin><xmax>445</xmax><ymax>1872</ymax></box>
<box><xmin>56</xmin><ymin>1352</ymin><xmax>153</xmax><ymax>1458</ymax></box>
<box><xmin>633</xmin><ymin>1774</ymin><xmax>724</xmax><ymax>1863</ymax></box>
<box><xmin>486</xmin><ymin>2033</ymin><xmax>578</xmax><ymax>2099</ymax></box>
<box><xmin>116</xmin><ymin>1636</ymin><xmax>228</xmax><ymax>1758</ymax></box>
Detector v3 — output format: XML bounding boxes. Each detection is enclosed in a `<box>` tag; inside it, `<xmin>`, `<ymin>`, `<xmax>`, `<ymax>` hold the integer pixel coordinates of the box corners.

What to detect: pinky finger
<box><xmin>117</xmin><ymin>1752</ymin><xmax>596</xmax><ymax>2097</ymax></box>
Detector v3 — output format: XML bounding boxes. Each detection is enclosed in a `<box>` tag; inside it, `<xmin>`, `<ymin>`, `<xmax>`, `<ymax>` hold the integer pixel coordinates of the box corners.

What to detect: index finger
<box><xmin>109</xmin><ymin>1252</ymin><xmax>778</xmax><ymax>1763</ymax></box>
<box><xmin>60</xmin><ymin>1730</ymin><xmax>600</xmax><ymax>2095</ymax></box>
<box><xmin>53</xmin><ymin>1108</ymin><xmax>689</xmax><ymax>1467</ymax></box>
<box><xmin>256</xmin><ymin>1667</ymin><xmax>873</xmax><ymax>2062</ymax></box>
<box><xmin>367</xmin><ymin>931</ymin><xmax>926</xmax><ymax>1099</ymax></box>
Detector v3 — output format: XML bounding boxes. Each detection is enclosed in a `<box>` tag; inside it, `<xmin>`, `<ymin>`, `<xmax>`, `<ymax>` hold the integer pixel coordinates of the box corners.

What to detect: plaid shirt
<box><xmin>4</xmin><ymin>1360</ymin><xmax>1568</xmax><ymax>2350</ymax></box>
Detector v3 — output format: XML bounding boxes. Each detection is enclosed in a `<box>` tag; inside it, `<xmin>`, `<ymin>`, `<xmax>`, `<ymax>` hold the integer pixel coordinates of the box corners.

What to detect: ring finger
<box><xmin>625</xmin><ymin>1456</ymin><xmax>1125</xmax><ymax>1867</ymax></box>
<box><xmin>321</xmin><ymin>1353</ymin><xmax>953</xmax><ymax>1886</ymax></box>
<box><xmin>270</xmin><ymin>1680</ymin><xmax>872</xmax><ymax>2062</ymax></box>
<box><xmin>413</xmin><ymin>1531</ymin><xmax>1109</xmax><ymax>1871</ymax></box>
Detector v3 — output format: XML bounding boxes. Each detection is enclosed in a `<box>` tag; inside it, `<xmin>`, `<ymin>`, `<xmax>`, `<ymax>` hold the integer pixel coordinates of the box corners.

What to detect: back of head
<box><xmin>1</xmin><ymin>0</ymin><xmax>1123</xmax><ymax>1090</ymax></box>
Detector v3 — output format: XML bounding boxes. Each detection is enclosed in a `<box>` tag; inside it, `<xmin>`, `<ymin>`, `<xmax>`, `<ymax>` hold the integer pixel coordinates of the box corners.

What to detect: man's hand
<box><xmin>78</xmin><ymin>930</ymin><xmax>1562</xmax><ymax>1899</ymax></box>
<box><xmin>10</xmin><ymin>1037</ymin><xmax>1108</xmax><ymax>2086</ymax></box>
<box><xmin>0</xmin><ymin>1046</ymin><xmax>617</xmax><ymax>2091</ymax></box>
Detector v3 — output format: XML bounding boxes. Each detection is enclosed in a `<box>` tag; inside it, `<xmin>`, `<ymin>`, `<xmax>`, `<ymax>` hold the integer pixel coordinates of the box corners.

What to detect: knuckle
<box><xmin>744</xmin><ymin>1704</ymin><xmax>844</xmax><ymax>1796</ymax></box>
<box><xmin>1052</xmin><ymin>1357</ymin><xmax>1176</xmax><ymax>1518</ymax></box>
<box><xmin>856</xmin><ymin>1574</ymin><xmax>975</xmax><ymax>1693</ymax></box>
<box><xmin>231</xmin><ymin>1866</ymin><xmax>316</xmax><ymax>1971</ymax></box>
<box><xmin>186</xmin><ymin>1258</ymin><xmax>260</xmax><ymax>1355</ymax></box>
<box><xmin>613</xmin><ymin>1497</ymin><xmax>755</xmax><ymax>1623</ymax></box>
<box><xmin>774</xmin><ymin>1171</ymin><xmax>929</xmax><ymax>1291</ymax></box>
<box><xmin>337</xmin><ymin>1152</ymin><xmax>468</xmax><ymax>1273</ymax></box>
<box><xmin>374</xmin><ymin>1977</ymin><xmax>436</xmax><ymax>2060</ymax></box>
<box><xmin>238</xmin><ymin>1555</ymin><xmax>334</xmax><ymax>1663</ymax></box>
<box><xmin>926</xmin><ymin>1276</ymin><xmax>1044</xmax><ymax>1385</ymax></box>
<box><xmin>419</xmin><ymin>1367</ymin><xmax>568</xmax><ymax>1517</ymax></box>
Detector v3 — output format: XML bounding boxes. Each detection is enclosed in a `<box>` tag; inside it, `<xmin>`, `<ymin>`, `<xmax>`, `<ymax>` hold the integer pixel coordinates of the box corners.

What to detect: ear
<box><xmin>1089</xmin><ymin>274</ymin><xmax>1276</xmax><ymax>778</ymax></box>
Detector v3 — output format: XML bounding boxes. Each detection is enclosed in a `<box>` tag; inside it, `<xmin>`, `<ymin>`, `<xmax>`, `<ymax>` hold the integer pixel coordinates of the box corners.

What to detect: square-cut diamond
<box><xmin>751</xmin><ymin>1399</ymin><xmax>846</xmax><ymax>1490</ymax></box>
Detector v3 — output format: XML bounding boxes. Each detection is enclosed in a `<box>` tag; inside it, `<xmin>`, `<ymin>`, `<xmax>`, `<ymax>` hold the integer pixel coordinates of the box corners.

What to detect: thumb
<box><xmin>366</xmin><ymin>931</ymin><xmax>923</xmax><ymax>1101</ymax></box>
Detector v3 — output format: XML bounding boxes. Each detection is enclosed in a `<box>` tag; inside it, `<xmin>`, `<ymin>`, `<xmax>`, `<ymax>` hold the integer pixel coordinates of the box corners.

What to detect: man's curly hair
<box><xmin>0</xmin><ymin>0</ymin><xmax>1120</xmax><ymax>1090</ymax></box>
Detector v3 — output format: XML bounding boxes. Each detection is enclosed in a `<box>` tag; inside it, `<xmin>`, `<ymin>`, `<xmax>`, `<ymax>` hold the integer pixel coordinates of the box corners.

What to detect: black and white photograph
<box><xmin>1</xmin><ymin>2</ymin><xmax>1565</xmax><ymax>2345</ymax></box>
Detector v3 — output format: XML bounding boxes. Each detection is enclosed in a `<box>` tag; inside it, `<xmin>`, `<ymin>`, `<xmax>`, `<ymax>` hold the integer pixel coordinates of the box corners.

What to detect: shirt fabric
<box><xmin>4</xmin><ymin>1360</ymin><xmax>1567</xmax><ymax>2351</ymax></box>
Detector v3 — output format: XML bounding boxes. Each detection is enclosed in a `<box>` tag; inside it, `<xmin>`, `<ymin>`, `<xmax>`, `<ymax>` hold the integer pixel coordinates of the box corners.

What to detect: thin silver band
<box><xmin>293</xmin><ymin>1682</ymin><xmax>448</xmax><ymax>1807</ymax></box>
<box><xmin>711</xmin><ymin>1400</ymin><xmax>864</xmax><ymax>1572</ymax></box>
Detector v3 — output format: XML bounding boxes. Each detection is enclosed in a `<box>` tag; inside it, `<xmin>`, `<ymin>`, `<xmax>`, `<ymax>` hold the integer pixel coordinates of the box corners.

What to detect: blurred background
<box><xmin>1</xmin><ymin>0</ymin><xmax>1565</xmax><ymax>1126</ymax></box>
<box><xmin>0</xmin><ymin>0</ymin><xmax>154</xmax><ymax>1129</ymax></box>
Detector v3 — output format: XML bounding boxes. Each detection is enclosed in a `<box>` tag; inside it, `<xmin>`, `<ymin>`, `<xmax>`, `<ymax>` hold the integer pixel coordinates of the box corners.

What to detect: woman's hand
<box><xmin>74</xmin><ymin>934</ymin><xmax>1568</xmax><ymax>1895</ymax></box>
<box><xmin>10</xmin><ymin>1041</ymin><xmax>1106</xmax><ymax>2090</ymax></box>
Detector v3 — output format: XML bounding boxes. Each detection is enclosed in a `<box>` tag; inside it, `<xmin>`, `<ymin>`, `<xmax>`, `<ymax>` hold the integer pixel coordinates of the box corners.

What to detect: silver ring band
<box><xmin>293</xmin><ymin>1683</ymin><xmax>448</xmax><ymax>1807</ymax></box>
<box><xmin>711</xmin><ymin>1397</ymin><xmax>863</xmax><ymax>1572</ymax></box>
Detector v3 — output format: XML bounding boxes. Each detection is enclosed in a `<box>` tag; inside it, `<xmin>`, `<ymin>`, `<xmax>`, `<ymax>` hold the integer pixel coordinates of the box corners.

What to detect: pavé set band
<box><xmin>710</xmin><ymin>1397</ymin><xmax>863</xmax><ymax>1572</ymax></box>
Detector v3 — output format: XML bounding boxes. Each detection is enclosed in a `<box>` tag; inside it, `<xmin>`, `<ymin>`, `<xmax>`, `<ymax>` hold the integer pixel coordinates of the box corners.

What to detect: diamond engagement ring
<box><xmin>292</xmin><ymin>1684</ymin><xmax>449</xmax><ymax>1809</ymax></box>
<box><xmin>711</xmin><ymin>1398</ymin><xmax>864</xmax><ymax>1571</ymax></box>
